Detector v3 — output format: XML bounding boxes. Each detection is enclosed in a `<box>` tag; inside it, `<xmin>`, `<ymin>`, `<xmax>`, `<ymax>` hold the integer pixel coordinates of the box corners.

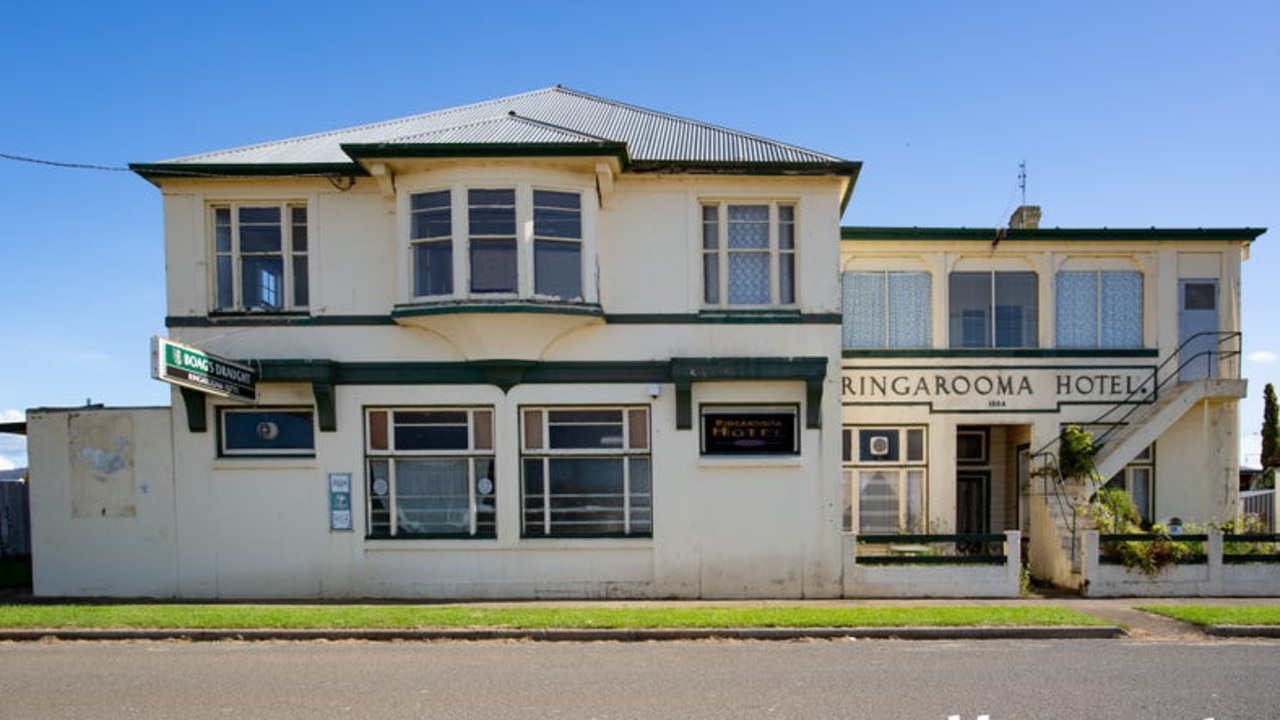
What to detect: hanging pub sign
<box><xmin>700</xmin><ymin>406</ymin><xmax>799</xmax><ymax>456</ymax></box>
<box><xmin>151</xmin><ymin>335</ymin><xmax>257</xmax><ymax>402</ymax></box>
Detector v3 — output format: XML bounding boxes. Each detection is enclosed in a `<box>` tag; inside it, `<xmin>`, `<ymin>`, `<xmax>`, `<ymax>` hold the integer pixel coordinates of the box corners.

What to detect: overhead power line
<box><xmin>0</xmin><ymin>151</ymin><xmax>130</xmax><ymax>172</ymax></box>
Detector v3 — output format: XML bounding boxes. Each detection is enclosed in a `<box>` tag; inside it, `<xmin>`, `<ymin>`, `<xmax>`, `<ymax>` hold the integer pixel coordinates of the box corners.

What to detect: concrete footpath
<box><xmin>1</xmin><ymin>593</ymin><xmax>1279</xmax><ymax>643</ymax></box>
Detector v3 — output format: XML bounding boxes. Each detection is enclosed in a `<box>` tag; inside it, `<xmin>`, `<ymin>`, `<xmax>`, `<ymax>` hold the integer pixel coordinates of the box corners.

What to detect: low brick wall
<box><xmin>843</xmin><ymin>531</ymin><xmax>1022</xmax><ymax>598</ymax></box>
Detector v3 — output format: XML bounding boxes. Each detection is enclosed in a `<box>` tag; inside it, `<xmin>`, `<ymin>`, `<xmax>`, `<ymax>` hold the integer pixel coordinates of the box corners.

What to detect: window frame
<box><xmin>406</xmin><ymin>183</ymin><xmax>589</xmax><ymax>303</ymax></box>
<box><xmin>841</xmin><ymin>270</ymin><xmax>933</xmax><ymax>349</ymax></box>
<box><xmin>520</xmin><ymin>406</ymin><xmax>652</xmax><ymax>539</ymax></box>
<box><xmin>843</xmin><ymin>426</ymin><xmax>928</xmax><ymax>534</ymax></box>
<box><xmin>701</xmin><ymin>200</ymin><xmax>797</xmax><ymax>308</ymax></box>
<box><xmin>364</xmin><ymin>407</ymin><xmax>496</xmax><ymax>540</ymax></box>
<box><xmin>211</xmin><ymin>201</ymin><xmax>309</xmax><ymax>313</ymax></box>
<box><xmin>948</xmin><ymin>270</ymin><xmax>1039</xmax><ymax>349</ymax></box>
<box><xmin>217</xmin><ymin>407</ymin><xmax>316</xmax><ymax>458</ymax></box>
<box><xmin>1054</xmin><ymin>269</ymin><xmax>1144</xmax><ymax>349</ymax></box>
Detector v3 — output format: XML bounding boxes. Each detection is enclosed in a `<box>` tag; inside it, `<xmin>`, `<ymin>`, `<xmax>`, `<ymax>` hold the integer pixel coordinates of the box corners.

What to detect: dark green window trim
<box><xmin>842</xmin><ymin>348</ymin><xmax>1159</xmax><ymax>359</ymax></box>
<box><xmin>391</xmin><ymin>301</ymin><xmax>604</xmax><ymax>320</ymax></box>
<box><xmin>841</xmin><ymin>226</ymin><xmax>1264</xmax><ymax>243</ymax></box>
<box><xmin>175</xmin><ymin>356</ymin><xmax>832</xmax><ymax>433</ymax></box>
<box><xmin>168</xmin><ymin>311</ymin><xmax>843</xmax><ymax>328</ymax></box>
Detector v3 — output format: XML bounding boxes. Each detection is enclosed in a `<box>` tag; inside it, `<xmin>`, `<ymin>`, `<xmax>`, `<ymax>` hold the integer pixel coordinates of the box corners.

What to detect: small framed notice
<box><xmin>328</xmin><ymin>473</ymin><xmax>353</xmax><ymax>531</ymax></box>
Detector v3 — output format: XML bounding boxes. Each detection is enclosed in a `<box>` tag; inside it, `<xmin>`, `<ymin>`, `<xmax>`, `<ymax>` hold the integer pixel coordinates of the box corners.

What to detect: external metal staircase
<box><xmin>1029</xmin><ymin>331</ymin><xmax>1243</xmax><ymax>587</ymax></box>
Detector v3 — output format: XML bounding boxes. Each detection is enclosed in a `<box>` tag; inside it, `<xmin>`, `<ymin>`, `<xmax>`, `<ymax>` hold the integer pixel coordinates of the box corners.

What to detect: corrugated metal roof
<box><xmin>148</xmin><ymin>86</ymin><xmax>854</xmax><ymax>169</ymax></box>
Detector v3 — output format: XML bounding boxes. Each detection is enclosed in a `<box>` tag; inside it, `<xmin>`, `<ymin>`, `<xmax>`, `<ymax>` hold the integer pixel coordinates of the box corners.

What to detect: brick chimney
<box><xmin>1009</xmin><ymin>205</ymin><xmax>1041</xmax><ymax>229</ymax></box>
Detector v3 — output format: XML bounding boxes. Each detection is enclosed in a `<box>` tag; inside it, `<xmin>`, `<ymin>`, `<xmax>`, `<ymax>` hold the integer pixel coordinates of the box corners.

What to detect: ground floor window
<box><xmin>365</xmin><ymin>408</ymin><xmax>495</xmax><ymax>538</ymax></box>
<box><xmin>218</xmin><ymin>407</ymin><xmax>315</xmax><ymax>457</ymax></box>
<box><xmin>1105</xmin><ymin>444</ymin><xmax>1155</xmax><ymax>523</ymax></box>
<box><xmin>521</xmin><ymin>407</ymin><xmax>651</xmax><ymax>538</ymax></box>
<box><xmin>843</xmin><ymin>426</ymin><xmax>927</xmax><ymax>534</ymax></box>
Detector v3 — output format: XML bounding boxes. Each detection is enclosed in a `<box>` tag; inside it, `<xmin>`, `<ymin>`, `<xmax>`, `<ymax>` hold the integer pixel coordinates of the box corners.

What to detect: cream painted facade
<box><xmin>838</xmin><ymin>227</ymin><xmax>1258</xmax><ymax>585</ymax></box>
<box><xmin>25</xmin><ymin>88</ymin><xmax>1263</xmax><ymax>598</ymax></box>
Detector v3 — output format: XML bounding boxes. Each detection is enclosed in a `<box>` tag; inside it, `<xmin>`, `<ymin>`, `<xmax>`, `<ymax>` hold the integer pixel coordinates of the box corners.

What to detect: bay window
<box><xmin>408</xmin><ymin>185</ymin><xmax>585</xmax><ymax>302</ymax></box>
<box><xmin>365</xmin><ymin>408</ymin><xmax>495</xmax><ymax>539</ymax></box>
<box><xmin>1056</xmin><ymin>270</ymin><xmax>1143</xmax><ymax>348</ymax></box>
<box><xmin>842</xmin><ymin>271</ymin><xmax>931</xmax><ymax>349</ymax></box>
<box><xmin>521</xmin><ymin>407</ymin><xmax>651</xmax><ymax>538</ymax></box>
<box><xmin>949</xmin><ymin>271</ymin><xmax>1038</xmax><ymax>348</ymax></box>
<box><xmin>213</xmin><ymin>202</ymin><xmax>308</xmax><ymax>312</ymax></box>
<box><xmin>702</xmin><ymin>202</ymin><xmax>796</xmax><ymax>307</ymax></box>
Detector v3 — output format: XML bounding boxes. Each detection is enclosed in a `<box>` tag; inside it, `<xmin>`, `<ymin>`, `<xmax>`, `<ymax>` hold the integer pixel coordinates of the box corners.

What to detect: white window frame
<box><xmin>844</xmin><ymin>426</ymin><xmax>927</xmax><ymax>534</ymax></box>
<box><xmin>364</xmin><ymin>407</ymin><xmax>496</xmax><ymax>539</ymax></box>
<box><xmin>1106</xmin><ymin>444</ymin><xmax>1155</xmax><ymax>523</ymax></box>
<box><xmin>520</xmin><ymin>406</ymin><xmax>652</xmax><ymax>538</ymax></box>
<box><xmin>841</xmin><ymin>270</ymin><xmax>933</xmax><ymax>349</ymax></box>
<box><xmin>211</xmin><ymin>201</ymin><xmax>308</xmax><ymax>313</ymax></box>
<box><xmin>948</xmin><ymin>270</ymin><xmax>1039</xmax><ymax>349</ymax></box>
<box><xmin>405</xmin><ymin>183</ymin><xmax>591</xmax><ymax>303</ymax></box>
<box><xmin>1054</xmin><ymin>269</ymin><xmax>1144</xmax><ymax>349</ymax></box>
<box><xmin>701</xmin><ymin>200</ymin><xmax>797</xmax><ymax>308</ymax></box>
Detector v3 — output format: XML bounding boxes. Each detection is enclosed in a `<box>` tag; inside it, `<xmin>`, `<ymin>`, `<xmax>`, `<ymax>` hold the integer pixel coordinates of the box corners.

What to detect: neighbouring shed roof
<box><xmin>131</xmin><ymin>86</ymin><xmax>860</xmax><ymax>180</ymax></box>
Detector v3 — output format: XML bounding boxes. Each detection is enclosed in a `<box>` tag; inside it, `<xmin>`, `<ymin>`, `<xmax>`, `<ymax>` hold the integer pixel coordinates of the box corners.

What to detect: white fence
<box><xmin>1082</xmin><ymin>530</ymin><xmax>1280</xmax><ymax>597</ymax></box>
<box><xmin>843</xmin><ymin>531</ymin><xmax>1022</xmax><ymax>598</ymax></box>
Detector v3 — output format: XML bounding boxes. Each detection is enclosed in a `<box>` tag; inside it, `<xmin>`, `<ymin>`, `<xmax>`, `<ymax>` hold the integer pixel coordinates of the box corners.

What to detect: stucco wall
<box><xmin>28</xmin><ymin>407</ymin><xmax>177</xmax><ymax>597</ymax></box>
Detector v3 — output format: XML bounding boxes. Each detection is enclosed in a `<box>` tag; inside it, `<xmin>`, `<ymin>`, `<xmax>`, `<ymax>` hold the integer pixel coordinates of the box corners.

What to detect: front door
<box><xmin>1178</xmin><ymin>279</ymin><xmax>1219</xmax><ymax>381</ymax></box>
<box><xmin>956</xmin><ymin>471</ymin><xmax>989</xmax><ymax>535</ymax></box>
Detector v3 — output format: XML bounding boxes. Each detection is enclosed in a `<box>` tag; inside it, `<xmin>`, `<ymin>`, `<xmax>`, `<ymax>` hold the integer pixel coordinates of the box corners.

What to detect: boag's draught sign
<box><xmin>151</xmin><ymin>336</ymin><xmax>257</xmax><ymax>402</ymax></box>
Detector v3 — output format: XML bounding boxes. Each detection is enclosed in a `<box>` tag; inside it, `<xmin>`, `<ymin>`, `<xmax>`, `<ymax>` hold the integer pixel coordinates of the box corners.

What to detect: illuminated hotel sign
<box><xmin>840</xmin><ymin>366</ymin><xmax>1156</xmax><ymax>413</ymax></box>
<box><xmin>701</xmin><ymin>407</ymin><xmax>799</xmax><ymax>455</ymax></box>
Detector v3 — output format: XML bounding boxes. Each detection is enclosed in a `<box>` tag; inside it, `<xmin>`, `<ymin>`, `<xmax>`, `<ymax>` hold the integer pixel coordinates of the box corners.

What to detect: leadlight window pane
<box><xmin>627</xmin><ymin>409</ymin><xmax>649</xmax><ymax>450</ymax></box>
<box><xmin>842</xmin><ymin>272</ymin><xmax>885</xmax><ymax>348</ymax></box>
<box><xmin>906</xmin><ymin>428</ymin><xmax>925</xmax><ymax>462</ymax></box>
<box><xmin>905</xmin><ymin>470</ymin><xmax>925</xmax><ymax>533</ymax></box>
<box><xmin>1056</xmin><ymin>271</ymin><xmax>1098</xmax><ymax>348</ymax></box>
<box><xmin>524</xmin><ymin>410</ymin><xmax>544</xmax><ymax>449</ymax></box>
<box><xmin>727</xmin><ymin>253</ymin><xmax>770</xmax><ymax>304</ymax></box>
<box><xmin>368</xmin><ymin>459</ymin><xmax>391</xmax><ymax>536</ymax></box>
<box><xmin>887</xmin><ymin>272</ymin><xmax>931</xmax><ymax>349</ymax></box>
<box><xmin>859</xmin><ymin>429</ymin><xmax>899</xmax><ymax>462</ymax></box>
<box><xmin>1101</xmin><ymin>271</ymin><xmax>1143</xmax><ymax>348</ymax></box>
<box><xmin>369</xmin><ymin>411</ymin><xmax>389</xmax><ymax>451</ymax></box>
<box><xmin>534</xmin><ymin>240</ymin><xmax>582</xmax><ymax>298</ymax></box>
<box><xmin>727</xmin><ymin>205</ymin><xmax>769</xmax><ymax>249</ymax></box>
<box><xmin>473</xmin><ymin>410</ymin><xmax>493</xmax><ymax>451</ymax></box>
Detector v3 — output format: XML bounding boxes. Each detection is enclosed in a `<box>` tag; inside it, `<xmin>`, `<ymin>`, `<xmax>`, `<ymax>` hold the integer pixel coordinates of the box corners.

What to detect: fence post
<box><xmin>1208</xmin><ymin>530</ymin><xmax>1224</xmax><ymax>594</ymax></box>
<box><xmin>1082</xmin><ymin>530</ymin><xmax>1100</xmax><ymax>596</ymax></box>
<box><xmin>1004</xmin><ymin>530</ymin><xmax>1022</xmax><ymax>594</ymax></box>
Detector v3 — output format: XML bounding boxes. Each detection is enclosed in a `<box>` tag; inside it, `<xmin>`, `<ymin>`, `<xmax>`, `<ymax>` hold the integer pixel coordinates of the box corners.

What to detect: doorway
<box><xmin>1178</xmin><ymin>279</ymin><xmax>1219</xmax><ymax>381</ymax></box>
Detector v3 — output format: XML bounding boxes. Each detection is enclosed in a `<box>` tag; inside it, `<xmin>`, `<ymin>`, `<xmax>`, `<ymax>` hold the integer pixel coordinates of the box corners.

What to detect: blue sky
<box><xmin>1</xmin><ymin>0</ymin><xmax>1277</xmax><ymax>470</ymax></box>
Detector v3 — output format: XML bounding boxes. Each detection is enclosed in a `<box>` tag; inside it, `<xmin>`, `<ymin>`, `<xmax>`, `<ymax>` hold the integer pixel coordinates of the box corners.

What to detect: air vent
<box><xmin>869</xmin><ymin>435</ymin><xmax>890</xmax><ymax>456</ymax></box>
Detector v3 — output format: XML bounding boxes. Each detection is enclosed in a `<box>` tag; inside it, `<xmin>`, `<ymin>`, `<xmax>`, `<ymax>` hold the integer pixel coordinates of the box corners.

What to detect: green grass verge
<box><xmin>0</xmin><ymin>604</ymin><xmax>1107</xmax><ymax>631</ymax></box>
<box><xmin>1139</xmin><ymin>605</ymin><xmax>1280</xmax><ymax>627</ymax></box>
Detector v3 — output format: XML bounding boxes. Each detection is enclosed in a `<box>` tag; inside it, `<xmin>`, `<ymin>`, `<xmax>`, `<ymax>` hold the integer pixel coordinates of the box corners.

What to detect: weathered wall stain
<box><xmin>68</xmin><ymin>412</ymin><xmax>136</xmax><ymax>518</ymax></box>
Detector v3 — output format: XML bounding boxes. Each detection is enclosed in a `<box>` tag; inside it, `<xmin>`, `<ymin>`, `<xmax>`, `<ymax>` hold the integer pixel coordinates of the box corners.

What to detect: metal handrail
<box><xmin>1029</xmin><ymin>330</ymin><xmax>1242</xmax><ymax>564</ymax></box>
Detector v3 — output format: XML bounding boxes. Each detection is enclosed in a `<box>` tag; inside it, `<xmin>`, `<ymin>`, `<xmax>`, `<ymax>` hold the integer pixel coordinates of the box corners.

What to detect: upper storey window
<box><xmin>842</xmin><ymin>271</ymin><xmax>931</xmax><ymax>349</ymax></box>
<box><xmin>1056</xmin><ymin>270</ymin><xmax>1143</xmax><ymax>348</ymax></box>
<box><xmin>949</xmin><ymin>271</ymin><xmax>1038</xmax><ymax>348</ymax></box>
<box><xmin>702</xmin><ymin>202</ymin><xmax>796</xmax><ymax>307</ymax></box>
<box><xmin>409</xmin><ymin>187</ymin><xmax>584</xmax><ymax>302</ymax></box>
<box><xmin>213</xmin><ymin>203</ymin><xmax>308</xmax><ymax>312</ymax></box>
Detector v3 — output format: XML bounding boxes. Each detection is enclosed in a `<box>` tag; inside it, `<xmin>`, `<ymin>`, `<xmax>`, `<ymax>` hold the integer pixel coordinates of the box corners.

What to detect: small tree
<box><xmin>1262</xmin><ymin>383</ymin><xmax>1279</xmax><ymax>488</ymax></box>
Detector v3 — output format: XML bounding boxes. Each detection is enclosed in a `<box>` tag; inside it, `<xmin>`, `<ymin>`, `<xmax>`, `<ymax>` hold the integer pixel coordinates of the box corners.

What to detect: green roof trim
<box><xmin>129</xmin><ymin>162</ymin><xmax>366</xmax><ymax>180</ymax></box>
<box><xmin>841</xmin><ymin>226</ymin><xmax>1265</xmax><ymax>242</ymax></box>
<box><xmin>341</xmin><ymin>141</ymin><xmax>632</xmax><ymax>164</ymax></box>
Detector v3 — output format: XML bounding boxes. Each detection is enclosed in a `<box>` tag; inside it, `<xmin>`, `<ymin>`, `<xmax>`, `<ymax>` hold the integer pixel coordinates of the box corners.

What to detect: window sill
<box><xmin>698</xmin><ymin>455</ymin><xmax>804</xmax><ymax>469</ymax></box>
<box><xmin>697</xmin><ymin>308</ymin><xmax>805</xmax><ymax>324</ymax></box>
<box><xmin>211</xmin><ymin>457</ymin><xmax>317</xmax><ymax>471</ymax></box>
<box><xmin>364</xmin><ymin>537</ymin><xmax>652</xmax><ymax>551</ymax></box>
<box><xmin>393</xmin><ymin>299</ymin><xmax>603</xmax><ymax>318</ymax></box>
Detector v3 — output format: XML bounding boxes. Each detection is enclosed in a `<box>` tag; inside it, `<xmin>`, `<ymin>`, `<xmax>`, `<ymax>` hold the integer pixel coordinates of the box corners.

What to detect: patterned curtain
<box><xmin>842</xmin><ymin>272</ymin><xmax>884</xmax><ymax>348</ymax></box>
<box><xmin>1056</xmin><ymin>271</ymin><xmax>1097</xmax><ymax>347</ymax></box>
<box><xmin>1101</xmin><ymin>271</ymin><xmax>1143</xmax><ymax>348</ymax></box>
<box><xmin>888</xmin><ymin>272</ymin><xmax>931</xmax><ymax>348</ymax></box>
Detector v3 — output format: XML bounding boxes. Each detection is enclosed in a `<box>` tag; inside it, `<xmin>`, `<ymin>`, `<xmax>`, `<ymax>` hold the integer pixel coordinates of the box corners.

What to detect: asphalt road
<box><xmin>1</xmin><ymin>638</ymin><xmax>1276</xmax><ymax>720</ymax></box>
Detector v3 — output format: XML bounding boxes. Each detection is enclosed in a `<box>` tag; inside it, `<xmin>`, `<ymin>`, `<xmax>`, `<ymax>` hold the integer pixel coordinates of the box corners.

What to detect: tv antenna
<box><xmin>1018</xmin><ymin>160</ymin><xmax>1027</xmax><ymax>206</ymax></box>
